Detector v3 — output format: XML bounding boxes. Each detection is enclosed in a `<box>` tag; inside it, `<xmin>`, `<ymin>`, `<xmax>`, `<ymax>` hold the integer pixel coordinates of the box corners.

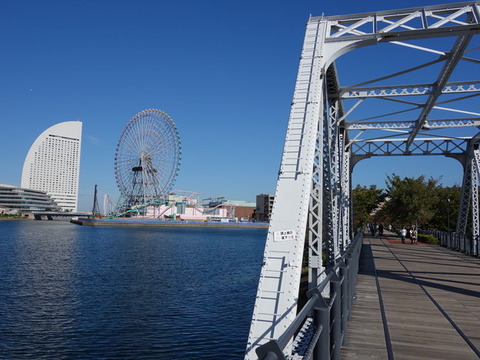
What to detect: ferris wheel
<box><xmin>114</xmin><ymin>109</ymin><xmax>181</xmax><ymax>211</ymax></box>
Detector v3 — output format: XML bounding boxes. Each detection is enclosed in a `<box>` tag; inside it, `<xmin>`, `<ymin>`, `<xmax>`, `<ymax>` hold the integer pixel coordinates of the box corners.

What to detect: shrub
<box><xmin>418</xmin><ymin>234</ymin><xmax>440</xmax><ymax>245</ymax></box>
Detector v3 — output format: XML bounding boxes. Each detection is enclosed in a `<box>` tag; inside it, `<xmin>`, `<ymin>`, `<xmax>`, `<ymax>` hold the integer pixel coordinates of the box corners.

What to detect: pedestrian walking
<box><xmin>411</xmin><ymin>226</ymin><xmax>418</xmax><ymax>244</ymax></box>
<box><xmin>400</xmin><ymin>227</ymin><xmax>407</xmax><ymax>244</ymax></box>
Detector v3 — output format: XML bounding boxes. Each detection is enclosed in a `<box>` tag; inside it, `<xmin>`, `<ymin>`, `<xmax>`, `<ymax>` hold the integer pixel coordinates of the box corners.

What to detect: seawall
<box><xmin>71</xmin><ymin>218</ymin><xmax>269</xmax><ymax>229</ymax></box>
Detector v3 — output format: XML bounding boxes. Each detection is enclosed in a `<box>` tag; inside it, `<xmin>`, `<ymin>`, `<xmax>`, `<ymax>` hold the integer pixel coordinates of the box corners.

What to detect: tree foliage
<box><xmin>352</xmin><ymin>174</ymin><xmax>462</xmax><ymax>232</ymax></box>
<box><xmin>428</xmin><ymin>185</ymin><xmax>461</xmax><ymax>232</ymax></box>
<box><xmin>352</xmin><ymin>184</ymin><xmax>385</xmax><ymax>228</ymax></box>
<box><xmin>381</xmin><ymin>174</ymin><xmax>440</xmax><ymax>228</ymax></box>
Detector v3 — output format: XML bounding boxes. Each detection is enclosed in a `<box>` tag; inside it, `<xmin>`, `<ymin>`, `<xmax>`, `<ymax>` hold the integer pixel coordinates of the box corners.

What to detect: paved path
<box><xmin>341</xmin><ymin>233</ymin><xmax>480</xmax><ymax>360</ymax></box>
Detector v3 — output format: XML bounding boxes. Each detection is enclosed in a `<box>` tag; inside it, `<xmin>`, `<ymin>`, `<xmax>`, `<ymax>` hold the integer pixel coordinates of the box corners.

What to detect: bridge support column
<box><xmin>456</xmin><ymin>146</ymin><xmax>480</xmax><ymax>255</ymax></box>
<box><xmin>339</xmin><ymin>261</ymin><xmax>349</xmax><ymax>346</ymax></box>
<box><xmin>330</xmin><ymin>273</ymin><xmax>343</xmax><ymax>360</ymax></box>
<box><xmin>309</xmin><ymin>289</ymin><xmax>331</xmax><ymax>360</ymax></box>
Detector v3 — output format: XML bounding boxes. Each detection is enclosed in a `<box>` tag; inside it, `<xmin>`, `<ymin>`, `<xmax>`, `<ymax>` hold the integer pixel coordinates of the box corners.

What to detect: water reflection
<box><xmin>0</xmin><ymin>221</ymin><xmax>266</xmax><ymax>359</ymax></box>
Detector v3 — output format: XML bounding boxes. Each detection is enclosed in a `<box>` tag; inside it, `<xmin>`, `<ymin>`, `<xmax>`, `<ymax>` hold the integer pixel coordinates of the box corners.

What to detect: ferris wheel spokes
<box><xmin>114</xmin><ymin>109</ymin><xmax>181</xmax><ymax>213</ymax></box>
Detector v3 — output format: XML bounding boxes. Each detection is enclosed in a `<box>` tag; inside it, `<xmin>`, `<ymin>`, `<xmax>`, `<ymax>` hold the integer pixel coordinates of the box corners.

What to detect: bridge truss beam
<box><xmin>350</xmin><ymin>137</ymin><xmax>469</xmax><ymax>165</ymax></box>
<box><xmin>246</xmin><ymin>2</ymin><xmax>480</xmax><ymax>359</ymax></box>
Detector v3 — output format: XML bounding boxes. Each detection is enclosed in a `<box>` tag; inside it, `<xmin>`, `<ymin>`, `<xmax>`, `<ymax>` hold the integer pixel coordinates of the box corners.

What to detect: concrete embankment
<box><xmin>71</xmin><ymin>218</ymin><xmax>269</xmax><ymax>229</ymax></box>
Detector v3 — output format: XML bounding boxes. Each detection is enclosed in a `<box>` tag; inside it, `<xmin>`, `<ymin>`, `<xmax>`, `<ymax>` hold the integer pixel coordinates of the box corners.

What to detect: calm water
<box><xmin>0</xmin><ymin>220</ymin><xmax>266</xmax><ymax>359</ymax></box>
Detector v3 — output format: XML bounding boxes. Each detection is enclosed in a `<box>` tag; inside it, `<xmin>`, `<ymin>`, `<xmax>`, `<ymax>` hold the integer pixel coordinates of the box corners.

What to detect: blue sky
<box><xmin>0</xmin><ymin>0</ymin><xmax>469</xmax><ymax>212</ymax></box>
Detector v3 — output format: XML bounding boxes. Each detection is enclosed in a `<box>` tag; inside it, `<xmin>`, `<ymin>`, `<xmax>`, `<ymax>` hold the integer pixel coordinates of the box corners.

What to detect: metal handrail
<box><xmin>255</xmin><ymin>230</ymin><xmax>363</xmax><ymax>360</ymax></box>
<box><xmin>421</xmin><ymin>229</ymin><xmax>479</xmax><ymax>257</ymax></box>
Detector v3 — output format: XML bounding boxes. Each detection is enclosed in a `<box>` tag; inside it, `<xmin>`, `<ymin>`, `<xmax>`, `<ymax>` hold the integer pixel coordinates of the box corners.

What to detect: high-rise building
<box><xmin>255</xmin><ymin>194</ymin><xmax>274</xmax><ymax>222</ymax></box>
<box><xmin>21</xmin><ymin>121</ymin><xmax>82</xmax><ymax>212</ymax></box>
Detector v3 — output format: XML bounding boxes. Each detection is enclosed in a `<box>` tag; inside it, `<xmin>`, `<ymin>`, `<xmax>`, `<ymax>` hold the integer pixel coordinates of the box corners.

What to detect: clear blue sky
<box><xmin>0</xmin><ymin>0</ymin><xmax>466</xmax><ymax>212</ymax></box>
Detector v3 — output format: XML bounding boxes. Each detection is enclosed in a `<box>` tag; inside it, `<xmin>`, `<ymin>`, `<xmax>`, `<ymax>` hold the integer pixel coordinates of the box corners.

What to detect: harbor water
<box><xmin>0</xmin><ymin>220</ymin><xmax>266</xmax><ymax>359</ymax></box>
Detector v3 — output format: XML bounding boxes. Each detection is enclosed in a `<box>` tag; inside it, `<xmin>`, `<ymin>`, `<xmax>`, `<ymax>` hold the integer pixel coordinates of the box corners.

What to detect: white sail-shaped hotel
<box><xmin>21</xmin><ymin>121</ymin><xmax>82</xmax><ymax>212</ymax></box>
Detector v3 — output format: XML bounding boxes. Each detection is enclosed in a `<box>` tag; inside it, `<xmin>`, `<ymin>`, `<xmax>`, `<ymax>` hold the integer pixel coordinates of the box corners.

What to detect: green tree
<box><xmin>382</xmin><ymin>174</ymin><xmax>440</xmax><ymax>228</ymax></box>
<box><xmin>352</xmin><ymin>184</ymin><xmax>385</xmax><ymax>228</ymax></box>
<box><xmin>428</xmin><ymin>185</ymin><xmax>461</xmax><ymax>232</ymax></box>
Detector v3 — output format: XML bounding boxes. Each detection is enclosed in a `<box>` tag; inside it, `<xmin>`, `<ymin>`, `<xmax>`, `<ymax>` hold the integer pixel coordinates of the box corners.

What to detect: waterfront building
<box><xmin>222</xmin><ymin>200</ymin><xmax>256</xmax><ymax>220</ymax></box>
<box><xmin>138</xmin><ymin>198</ymin><xmax>256</xmax><ymax>222</ymax></box>
<box><xmin>21</xmin><ymin>121</ymin><xmax>82</xmax><ymax>212</ymax></box>
<box><xmin>0</xmin><ymin>184</ymin><xmax>60</xmax><ymax>214</ymax></box>
<box><xmin>255</xmin><ymin>194</ymin><xmax>274</xmax><ymax>222</ymax></box>
<box><xmin>108</xmin><ymin>189</ymin><xmax>258</xmax><ymax>222</ymax></box>
<box><xmin>168</xmin><ymin>191</ymin><xmax>200</xmax><ymax>206</ymax></box>
<box><xmin>145</xmin><ymin>204</ymin><xmax>230</xmax><ymax>221</ymax></box>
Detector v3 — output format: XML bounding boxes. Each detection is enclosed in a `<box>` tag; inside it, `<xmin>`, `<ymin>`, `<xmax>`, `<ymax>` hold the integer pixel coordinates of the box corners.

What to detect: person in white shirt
<box><xmin>400</xmin><ymin>227</ymin><xmax>407</xmax><ymax>244</ymax></box>
<box><xmin>410</xmin><ymin>226</ymin><xmax>418</xmax><ymax>244</ymax></box>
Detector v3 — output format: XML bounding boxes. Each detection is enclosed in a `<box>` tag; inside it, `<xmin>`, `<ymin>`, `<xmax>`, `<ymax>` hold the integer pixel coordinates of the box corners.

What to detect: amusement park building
<box><xmin>223</xmin><ymin>200</ymin><xmax>256</xmax><ymax>219</ymax></box>
<box><xmin>144</xmin><ymin>199</ymin><xmax>256</xmax><ymax>221</ymax></box>
<box><xmin>21</xmin><ymin>121</ymin><xmax>82</xmax><ymax>212</ymax></box>
<box><xmin>0</xmin><ymin>184</ymin><xmax>60</xmax><ymax>214</ymax></box>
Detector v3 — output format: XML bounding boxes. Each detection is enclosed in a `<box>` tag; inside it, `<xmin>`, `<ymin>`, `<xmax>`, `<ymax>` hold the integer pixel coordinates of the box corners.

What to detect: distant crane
<box><xmin>92</xmin><ymin>185</ymin><xmax>100</xmax><ymax>217</ymax></box>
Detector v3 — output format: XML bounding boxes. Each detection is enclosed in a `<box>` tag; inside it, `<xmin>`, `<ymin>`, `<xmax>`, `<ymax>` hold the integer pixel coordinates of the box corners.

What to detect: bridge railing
<box><xmin>421</xmin><ymin>230</ymin><xmax>479</xmax><ymax>257</ymax></box>
<box><xmin>254</xmin><ymin>230</ymin><xmax>363</xmax><ymax>360</ymax></box>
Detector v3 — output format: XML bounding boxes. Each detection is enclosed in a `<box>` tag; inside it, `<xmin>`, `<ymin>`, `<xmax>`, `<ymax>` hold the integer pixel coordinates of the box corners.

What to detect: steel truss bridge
<box><xmin>245</xmin><ymin>2</ymin><xmax>480</xmax><ymax>359</ymax></box>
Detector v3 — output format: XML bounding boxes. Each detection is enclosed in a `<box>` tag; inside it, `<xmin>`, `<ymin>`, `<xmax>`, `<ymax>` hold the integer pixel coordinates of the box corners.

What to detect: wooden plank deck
<box><xmin>341</xmin><ymin>233</ymin><xmax>480</xmax><ymax>360</ymax></box>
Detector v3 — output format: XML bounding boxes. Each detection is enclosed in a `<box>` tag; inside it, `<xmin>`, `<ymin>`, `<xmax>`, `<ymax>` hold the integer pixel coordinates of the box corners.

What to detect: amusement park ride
<box><xmin>104</xmin><ymin>109</ymin><xmax>239</xmax><ymax>220</ymax></box>
<box><xmin>113</xmin><ymin>109</ymin><xmax>182</xmax><ymax>215</ymax></box>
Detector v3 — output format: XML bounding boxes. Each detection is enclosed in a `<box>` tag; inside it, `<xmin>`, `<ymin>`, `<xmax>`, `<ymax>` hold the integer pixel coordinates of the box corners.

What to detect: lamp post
<box><xmin>447</xmin><ymin>197</ymin><xmax>451</xmax><ymax>231</ymax></box>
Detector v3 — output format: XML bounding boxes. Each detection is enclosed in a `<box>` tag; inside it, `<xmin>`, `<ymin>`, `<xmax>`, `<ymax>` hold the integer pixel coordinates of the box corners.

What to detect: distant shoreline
<box><xmin>71</xmin><ymin>218</ymin><xmax>269</xmax><ymax>229</ymax></box>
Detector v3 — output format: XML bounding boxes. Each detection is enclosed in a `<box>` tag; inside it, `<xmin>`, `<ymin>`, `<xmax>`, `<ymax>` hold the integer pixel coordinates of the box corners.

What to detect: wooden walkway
<box><xmin>341</xmin><ymin>233</ymin><xmax>480</xmax><ymax>360</ymax></box>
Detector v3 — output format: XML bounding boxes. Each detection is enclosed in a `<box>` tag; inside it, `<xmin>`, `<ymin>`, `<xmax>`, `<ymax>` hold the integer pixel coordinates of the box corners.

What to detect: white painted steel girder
<box><xmin>472</xmin><ymin>157</ymin><xmax>479</xmax><ymax>245</ymax></box>
<box><xmin>351</xmin><ymin>138</ymin><xmax>468</xmax><ymax>160</ymax></box>
<box><xmin>325</xmin><ymin>1</ymin><xmax>480</xmax><ymax>154</ymax></box>
<box><xmin>245</xmin><ymin>19</ymin><xmax>329</xmax><ymax>360</ymax></box>
<box><xmin>348</xmin><ymin>118</ymin><xmax>480</xmax><ymax>131</ymax></box>
<box><xmin>341</xmin><ymin>143</ymin><xmax>351</xmax><ymax>252</ymax></box>
<box><xmin>456</xmin><ymin>146</ymin><xmax>479</xmax><ymax>239</ymax></box>
<box><xmin>322</xmin><ymin>101</ymin><xmax>351</xmax><ymax>268</ymax></box>
<box><xmin>308</xmin><ymin>109</ymin><xmax>324</xmax><ymax>289</ymax></box>
<box><xmin>456</xmin><ymin>154</ymin><xmax>473</xmax><ymax>236</ymax></box>
<box><xmin>473</xmin><ymin>148</ymin><xmax>480</xmax><ymax>254</ymax></box>
<box><xmin>246</xmin><ymin>2</ymin><xmax>480</xmax><ymax>359</ymax></box>
<box><xmin>245</xmin><ymin>10</ymin><xmax>364</xmax><ymax>359</ymax></box>
<box><xmin>320</xmin><ymin>2</ymin><xmax>480</xmax><ymax>41</ymax></box>
<box><xmin>244</xmin><ymin>16</ymin><xmax>359</xmax><ymax>358</ymax></box>
<box><xmin>341</xmin><ymin>81</ymin><xmax>480</xmax><ymax>99</ymax></box>
<box><xmin>457</xmin><ymin>146</ymin><xmax>480</xmax><ymax>246</ymax></box>
<box><xmin>406</xmin><ymin>33</ymin><xmax>474</xmax><ymax>148</ymax></box>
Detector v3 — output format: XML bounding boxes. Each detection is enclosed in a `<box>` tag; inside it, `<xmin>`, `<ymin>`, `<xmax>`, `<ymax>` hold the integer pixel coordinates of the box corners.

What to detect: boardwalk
<box><xmin>341</xmin><ymin>233</ymin><xmax>480</xmax><ymax>360</ymax></box>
